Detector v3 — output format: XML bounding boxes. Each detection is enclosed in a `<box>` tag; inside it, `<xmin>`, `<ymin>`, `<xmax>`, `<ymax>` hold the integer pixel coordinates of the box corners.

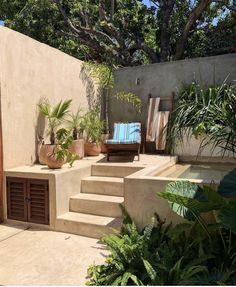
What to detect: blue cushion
<box><xmin>105</xmin><ymin>139</ymin><xmax>139</xmax><ymax>144</ymax></box>
<box><xmin>107</xmin><ymin>122</ymin><xmax>141</xmax><ymax>144</ymax></box>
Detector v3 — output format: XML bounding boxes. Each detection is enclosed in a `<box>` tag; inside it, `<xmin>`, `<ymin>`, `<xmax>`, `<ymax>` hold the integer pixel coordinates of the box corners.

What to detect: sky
<box><xmin>0</xmin><ymin>21</ymin><xmax>4</xmax><ymax>26</ymax></box>
<box><xmin>142</xmin><ymin>0</ymin><xmax>153</xmax><ymax>6</ymax></box>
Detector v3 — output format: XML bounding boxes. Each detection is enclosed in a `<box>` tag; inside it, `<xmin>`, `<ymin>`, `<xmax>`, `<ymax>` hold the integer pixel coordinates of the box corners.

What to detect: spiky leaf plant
<box><xmin>66</xmin><ymin>108</ymin><xmax>83</xmax><ymax>140</ymax></box>
<box><xmin>168</xmin><ymin>77</ymin><xmax>236</xmax><ymax>156</ymax></box>
<box><xmin>38</xmin><ymin>98</ymin><xmax>72</xmax><ymax>144</ymax></box>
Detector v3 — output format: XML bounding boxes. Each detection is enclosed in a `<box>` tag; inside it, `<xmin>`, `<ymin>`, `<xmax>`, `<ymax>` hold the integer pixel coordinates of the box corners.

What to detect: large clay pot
<box><xmin>38</xmin><ymin>144</ymin><xmax>56</xmax><ymax>165</ymax></box>
<box><xmin>44</xmin><ymin>154</ymin><xmax>64</xmax><ymax>169</ymax></box>
<box><xmin>69</xmin><ymin>139</ymin><xmax>84</xmax><ymax>159</ymax></box>
<box><xmin>84</xmin><ymin>142</ymin><xmax>101</xmax><ymax>156</ymax></box>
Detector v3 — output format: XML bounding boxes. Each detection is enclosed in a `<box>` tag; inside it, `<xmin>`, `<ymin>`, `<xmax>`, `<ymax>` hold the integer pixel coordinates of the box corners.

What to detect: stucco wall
<box><xmin>0</xmin><ymin>27</ymin><xmax>92</xmax><ymax>168</ymax></box>
<box><xmin>109</xmin><ymin>53</ymin><xmax>236</xmax><ymax>157</ymax></box>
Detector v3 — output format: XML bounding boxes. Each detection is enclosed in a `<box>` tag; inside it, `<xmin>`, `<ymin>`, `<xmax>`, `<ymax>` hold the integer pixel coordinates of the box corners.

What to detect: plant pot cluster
<box><xmin>37</xmin><ymin>99</ymin><xmax>105</xmax><ymax>169</ymax></box>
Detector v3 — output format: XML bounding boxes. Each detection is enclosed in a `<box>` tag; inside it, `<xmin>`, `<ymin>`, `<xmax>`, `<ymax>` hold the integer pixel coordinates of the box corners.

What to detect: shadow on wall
<box><xmin>79</xmin><ymin>65</ymin><xmax>100</xmax><ymax>110</ymax></box>
<box><xmin>35</xmin><ymin>112</ymin><xmax>46</xmax><ymax>164</ymax></box>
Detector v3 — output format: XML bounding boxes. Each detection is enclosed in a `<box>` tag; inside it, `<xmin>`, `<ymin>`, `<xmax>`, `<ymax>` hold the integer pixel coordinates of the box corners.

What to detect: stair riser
<box><xmin>91</xmin><ymin>165</ymin><xmax>142</xmax><ymax>178</ymax></box>
<box><xmin>81</xmin><ymin>180</ymin><xmax>124</xmax><ymax>197</ymax></box>
<box><xmin>56</xmin><ymin>219</ymin><xmax>121</xmax><ymax>239</ymax></box>
<box><xmin>70</xmin><ymin>198</ymin><xmax>123</xmax><ymax>217</ymax></box>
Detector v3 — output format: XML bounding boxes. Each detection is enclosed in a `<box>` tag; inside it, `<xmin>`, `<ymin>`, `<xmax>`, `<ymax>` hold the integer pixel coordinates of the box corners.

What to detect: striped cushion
<box><xmin>106</xmin><ymin>139</ymin><xmax>139</xmax><ymax>144</ymax></box>
<box><xmin>106</xmin><ymin>122</ymin><xmax>141</xmax><ymax>144</ymax></box>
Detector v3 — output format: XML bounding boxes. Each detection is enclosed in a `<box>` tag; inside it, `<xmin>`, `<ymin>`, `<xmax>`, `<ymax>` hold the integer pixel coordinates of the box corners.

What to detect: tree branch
<box><xmin>174</xmin><ymin>0</ymin><xmax>214</xmax><ymax>60</ymax></box>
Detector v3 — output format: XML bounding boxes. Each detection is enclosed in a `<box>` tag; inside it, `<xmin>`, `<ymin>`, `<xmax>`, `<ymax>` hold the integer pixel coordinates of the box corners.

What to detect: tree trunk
<box><xmin>159</xmin><ymin>0</ymin><xmax>174</xmax><ymax>62</ymax></box>
<box><xmin>174</xmin><ymin>0</ymin><xmax>213</xmax><ymax>60</ymax></box>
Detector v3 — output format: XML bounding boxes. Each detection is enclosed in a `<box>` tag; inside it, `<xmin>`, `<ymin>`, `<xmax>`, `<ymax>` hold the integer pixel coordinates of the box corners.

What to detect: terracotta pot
<box><xmin>101</xmin><ymin>133</ymin><xmax>110</xmax><ymax>153</ymax></box>
<box><xmin>44</xmin><ymin>154</ymin><xmax>64</xmax><ymax>169</ymax></box>
<box><xmin>69</xmin><ymin>139</ymin><xmax>84</xmax><ymax>159</ymax></box>
<box><xmin>38</xmin><ymin>144</ymin><xmax>56</xmax><ymax>165</ymax></box>
<box><xmin>84</xmin><ymin>142</ymin><xmax>101</xmax><ymax>156</ymax></box>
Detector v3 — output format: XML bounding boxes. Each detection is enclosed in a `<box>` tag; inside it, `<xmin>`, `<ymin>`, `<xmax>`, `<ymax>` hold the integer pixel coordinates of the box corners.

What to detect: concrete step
<box><xmin>56</xmin><ymin>212</ymin><xmax>122</xmax><ymax>239</ymax></box>
<box><xmin>91</xmin><ymin>164</ymin><xmax>142</xmax><ymax>178</ymax></box>
<box><xmin>70</xmin><ymin>193</ymin><xmax>124</xmax><ymax>217</ymax></box>
<box><xmin>81</xmin><ymin>176</ymin><xmax>124</xmax><ymax>197</ymax></box>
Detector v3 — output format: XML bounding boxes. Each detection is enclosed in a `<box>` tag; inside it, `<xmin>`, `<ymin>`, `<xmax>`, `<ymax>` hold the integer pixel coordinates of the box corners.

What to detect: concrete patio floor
<box><xmin>0</xmin><ymin>223</ymin><xmax>108</xmax><ymax>285</ymax></box>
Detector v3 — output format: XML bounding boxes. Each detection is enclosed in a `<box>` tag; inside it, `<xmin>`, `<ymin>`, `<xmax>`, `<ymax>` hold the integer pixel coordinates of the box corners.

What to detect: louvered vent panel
<box><xmin>28</xmin><ymin>180</ymin><xmax>49</xmax><ymax>225</ymax></box>
<box><xmin>7</xmin><ymin>178</ymin><xmax>27</xmax><ymax>221</ymax></box>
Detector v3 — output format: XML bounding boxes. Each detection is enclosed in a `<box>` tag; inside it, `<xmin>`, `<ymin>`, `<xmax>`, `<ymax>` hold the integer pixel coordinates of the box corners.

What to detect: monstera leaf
<box><xmin>158</xmin><ymin>181</ymin><xmax>225</xmax><ymax>221</ymax></box>
<box><xmin>218</xmin><ymin>201</ymin><xmax>236</xmax><ymax>234</ymax></box>
<box><xmin>218</xmin><ymin>168</ymin><xmax>236</xmax><ymax>198</ymax></box>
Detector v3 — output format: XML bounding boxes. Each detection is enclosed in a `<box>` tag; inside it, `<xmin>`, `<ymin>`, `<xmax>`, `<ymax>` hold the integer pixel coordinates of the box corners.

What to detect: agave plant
<box><xmin>38</xmin><ymin>98</ymin><xmax>72</xmax><ymax>144</ymax></box>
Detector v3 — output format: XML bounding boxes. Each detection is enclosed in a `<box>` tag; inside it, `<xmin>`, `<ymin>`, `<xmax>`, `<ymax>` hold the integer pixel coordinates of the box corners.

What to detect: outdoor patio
<box><xmin>0</xmin><ymin>222</ymin><xmax>108</xmax><ymax>285</ymax></box>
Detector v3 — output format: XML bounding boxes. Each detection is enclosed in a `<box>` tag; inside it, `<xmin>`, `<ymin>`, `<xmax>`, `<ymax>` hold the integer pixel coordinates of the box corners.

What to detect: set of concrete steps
<box><xmin>56</xmin><ymin>164</ymin><xmax>141</xmax><ymax>238</ymax></box>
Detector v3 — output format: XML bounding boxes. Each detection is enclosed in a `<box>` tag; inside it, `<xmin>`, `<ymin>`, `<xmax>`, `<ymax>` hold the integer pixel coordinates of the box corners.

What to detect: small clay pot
<box><xmin>84</xmin><ymin>142</ymin><xmax>101</xmax><ymax>156</ymax></box>
<box><xmin>68</xmin><ymin>139</ymin><xmax>84</xmax><ymax>159</ymax></box>
<box><xmin>38</xmin><ymin>144</ymin><xmax>56</xmax><ymax>165</ymax></box>
<box><xmin>44</xmin><ymin>153</ymin><xmax>64</xmax><ymax>169</ymax></box>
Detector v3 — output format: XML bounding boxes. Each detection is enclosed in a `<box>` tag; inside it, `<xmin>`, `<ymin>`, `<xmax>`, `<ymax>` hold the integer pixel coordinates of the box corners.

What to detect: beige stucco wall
<box><xmin>0</xmin><ymin>27</ymin><xmax>93</xmax><ymax>169</ymax></box>
<box><xmin>109</xmin><ymin>53</ymin><xmax>236</xmax><ymax>158</ymax></box>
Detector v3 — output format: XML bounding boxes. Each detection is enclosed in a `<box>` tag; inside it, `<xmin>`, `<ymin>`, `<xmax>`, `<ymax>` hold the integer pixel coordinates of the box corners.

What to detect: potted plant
<box><xmin>82</xmin><ymin>62</ymin><xmax>142</xmax><ymax>152</ymax></box>
<box><xmin>37</xmin><ymin>98</ymin><xmax>72</xmax><ymax>164</ymax></box>
<box><xmin>67</xmin><ymin>109</ymin><xmax>85</xmax><ymax>159</ymax></box>
<box><xmin>81</xmin><ymin>106</ymin><xmax>104</xmax><ymax>156</ymax></box>
<box><xmin>44</xmin><ymin>128</ymin><xmax>78</xmax><ymax>169</ymax></box>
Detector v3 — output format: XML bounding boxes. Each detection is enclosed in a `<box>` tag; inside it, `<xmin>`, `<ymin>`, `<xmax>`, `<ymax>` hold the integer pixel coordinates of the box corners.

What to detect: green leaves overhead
<box><xmin>1</xmin><ymin>0</ymin><xmax>235</xmax><ymax>66</ymax></box>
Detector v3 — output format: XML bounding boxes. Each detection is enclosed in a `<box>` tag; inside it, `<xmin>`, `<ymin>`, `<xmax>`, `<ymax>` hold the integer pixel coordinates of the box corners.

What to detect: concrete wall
<box><xmin>0</xmin><ymin>27</ymin><xmax>93</xmax><ymax>169</ymax></box>
<box><xmin>109</xmin><ymin>53</ymin><xmax>236</xmax><ymax>157</ymax></box>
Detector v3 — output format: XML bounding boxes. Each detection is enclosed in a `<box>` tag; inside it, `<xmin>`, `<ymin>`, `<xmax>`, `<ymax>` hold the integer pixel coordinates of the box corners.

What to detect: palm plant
<box><xmin>168</xmin><ymin>78</ymin><xmax>236</xmax><ymax>156</ymax></box>
<box><xmin>38</xmin><ymin>98</ymin><xmax>72</xmax><ymax>144</ymax></box>
<box><xmin>66</xmin><ymin>108</ymin><xmax>83</xmax><ymax>140</ymax></box>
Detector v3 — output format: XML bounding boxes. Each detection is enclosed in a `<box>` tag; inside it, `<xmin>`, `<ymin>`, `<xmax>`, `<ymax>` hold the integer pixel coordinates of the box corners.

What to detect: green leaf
<box><xmin>219</xmin><ymin>168</ymin><xmax>236</xmax><ymax>198</ymax></box>
<box><xmin>142</xmin><ymin>258</ymin><xmax>157</xmax><ymax>282</ymax></box>
<box><xmin>218</xmin><ymin>200</ymin><xmax>236</xmax><ymax>234</ymax></box>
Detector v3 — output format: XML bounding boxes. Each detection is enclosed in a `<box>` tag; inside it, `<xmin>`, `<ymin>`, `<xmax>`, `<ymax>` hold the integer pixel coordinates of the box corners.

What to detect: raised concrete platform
<box><xmin>3</xmin><ymin>154</ymin><xmax>177</xmax><ymax>238</ymax></box>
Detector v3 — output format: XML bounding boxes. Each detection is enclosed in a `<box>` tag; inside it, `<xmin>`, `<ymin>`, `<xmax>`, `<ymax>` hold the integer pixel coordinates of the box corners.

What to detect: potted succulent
<box><xmin>81</xmin><ymin>106</ymin><xmax>104</xmax><ymax>156</ymax></box>
<box><xmin>37</xmin><ymin>98</ymin><xmax>72</xmax><ymax>164</ymax></box>
<box><xmin>66</xmin><ymin>109</ymin><xmax>85</xmax><ymax>159</ymax></box>
<box><xmin>44</xmin><ymin>128</ymin><xmax>78</xmax><ymax>169</ymax></box>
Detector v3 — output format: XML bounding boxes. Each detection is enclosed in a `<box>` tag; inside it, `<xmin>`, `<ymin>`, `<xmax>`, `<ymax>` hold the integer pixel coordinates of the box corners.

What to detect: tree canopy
<box><xmin>1</xmin><ymin>0</ymin><xmax>235</xmax><ymax>66</ymax></box>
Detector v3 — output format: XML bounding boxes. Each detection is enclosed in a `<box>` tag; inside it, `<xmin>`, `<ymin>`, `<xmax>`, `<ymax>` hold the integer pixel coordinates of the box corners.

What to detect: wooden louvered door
<box><xmin>7</xmin><ymin>177</ymin><xmax>49</xmax><ymax>225</ymax></box>
<box><xmin>27</xmin><ymin>179</ymin><xmax>49</xmax><ymax>225</ymax></box>
<box><xmin>7</xmin><ymin>178</ymin><xmax>27</xmax><ymax>221</ymax></box>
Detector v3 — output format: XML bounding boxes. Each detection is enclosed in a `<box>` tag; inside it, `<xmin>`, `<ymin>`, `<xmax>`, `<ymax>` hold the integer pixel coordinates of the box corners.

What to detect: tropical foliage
<box><xmin>51</xmin><ymin>128</ymin><xmax>78</xmax><ymax>166</ymax></box>
<box><xmin>1</xmin><ymin>0</ymin><xmax>235</xmax><ymax>66</ymax></box>
<box><xmin>38</xmin><ymin>98</ymin><xmax>72</xmax><ymax>144</ymax></box>
<box><xmin>168</xmin><ymin>78</ymin><xmax>236</xmax><ymax>156</ymax></box>
<box><xmin>66</xmin><ymin>108</ymin><xmax>83</xmax><ymax>140</ymax></box>
<box><xmin>80</xmin><ymin>106</ymin><xmax>104</xmax><ymax>143</ymax></box>
<box><xmin>87</xmin><ymin>170</ymin><xmax>236</xmax><ymax>285</ymax></box>
<box><xmin>82</xmin><ymin>62</ymin><xmax>142</xmax><ymax>133</ymax></box>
